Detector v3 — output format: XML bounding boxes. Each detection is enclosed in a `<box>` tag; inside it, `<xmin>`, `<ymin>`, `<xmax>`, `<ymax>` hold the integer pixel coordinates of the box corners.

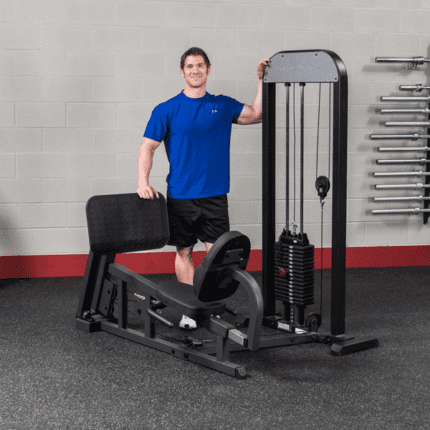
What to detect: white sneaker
<box><xmin>179</xmin><ymin>315</ymin><xmax>197</xmax><ymax>330</ymax></box>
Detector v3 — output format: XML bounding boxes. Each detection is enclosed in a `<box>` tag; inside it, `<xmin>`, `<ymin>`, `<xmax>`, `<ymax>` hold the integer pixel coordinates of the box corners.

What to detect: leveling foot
<box><xmin>329</xmin><ymin>335</ymin><xmax>379</xmax><ymax>356</ymax></box>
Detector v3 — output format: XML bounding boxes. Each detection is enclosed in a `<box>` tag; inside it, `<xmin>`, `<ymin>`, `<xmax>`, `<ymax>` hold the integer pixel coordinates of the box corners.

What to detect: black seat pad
<box><xmin>156</xmin><ymin>281</ymin><xmax>226</xmax><ymax>320</ymax></box>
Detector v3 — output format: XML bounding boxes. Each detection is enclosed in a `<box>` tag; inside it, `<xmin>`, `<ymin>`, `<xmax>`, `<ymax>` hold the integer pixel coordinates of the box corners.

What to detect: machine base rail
<box><xmin>76</xmin><ymin>316</ymin><xmax>248</xmax><ymax>379</ymax></box>
<box><xmin>76</xmin><ymin>314</ymin><xmax>379</xmax><ymax>378</ymax></box>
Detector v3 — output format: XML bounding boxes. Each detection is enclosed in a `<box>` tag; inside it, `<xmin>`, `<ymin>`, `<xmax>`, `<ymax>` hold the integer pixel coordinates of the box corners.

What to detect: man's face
<box><xmin>180</xmin><ymin>55</ymin><xmax>211</xmax><ymax>88</ymax></box>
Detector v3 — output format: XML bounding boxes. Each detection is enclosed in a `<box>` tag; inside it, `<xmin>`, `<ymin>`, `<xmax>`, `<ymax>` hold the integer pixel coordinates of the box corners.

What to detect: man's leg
<box><xmin>177</xmin><ymin>244</ymin><xmax>216</xmax><ymax>329</ymax></box>
<box><xmin>176</xmin><ymin>245</ymin><xmax>198</xmax><ymax>329</ymax></box>
<box><xmin>175</xmin><ymin>245</ymin><xmax>194</xmax><ymax>284</ymax></box>
<box><xmin>176</xmin><ymin>243</ymin><xmax>212</xmax><ymax>284</ymax></box>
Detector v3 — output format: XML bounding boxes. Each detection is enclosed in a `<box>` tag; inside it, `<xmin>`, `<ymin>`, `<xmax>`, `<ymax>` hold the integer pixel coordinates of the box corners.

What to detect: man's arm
<box><xmin>137</xmin><ymin>137</ymin><xmax>162</xmax><ymax>199</ymax></box>
<box><xmin>237</xmin><ymin>57</ymin><xmax>270</xmax><ymax>125</ymax></box>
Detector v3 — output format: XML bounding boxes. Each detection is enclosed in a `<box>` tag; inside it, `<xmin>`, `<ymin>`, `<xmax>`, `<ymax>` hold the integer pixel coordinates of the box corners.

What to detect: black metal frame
<box><xmin>77</xmin><ymin>259</ymin><xmax>263</xmax><ymax>379</ymax></box>
<box><xmin>76</xmin><ymin>192</ymin><xmax>266</xmax><ymax>379</ymax></box>
<box><xmin>261</xmin><ymin>50</ymin><xmax>378</xmax><ymax>353</ymax></box>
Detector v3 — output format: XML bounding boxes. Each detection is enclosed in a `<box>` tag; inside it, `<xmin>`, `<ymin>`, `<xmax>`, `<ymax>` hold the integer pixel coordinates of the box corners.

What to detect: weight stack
<box><xmin>274</xmin><ymin>230</ymin><xmax>315</xmax><ymax>306</ymax></box>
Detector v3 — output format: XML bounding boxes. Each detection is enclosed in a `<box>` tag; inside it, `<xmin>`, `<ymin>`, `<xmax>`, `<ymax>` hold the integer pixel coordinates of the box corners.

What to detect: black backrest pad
<box><xmin>86</xmin><ymin>193</ymin><xmax>170</xmax><ymax>254</ymax></box>
<box><xmin>193</xmin><ymin>231</ymin><xmax>251</xmax><ymax>302</ymax></box>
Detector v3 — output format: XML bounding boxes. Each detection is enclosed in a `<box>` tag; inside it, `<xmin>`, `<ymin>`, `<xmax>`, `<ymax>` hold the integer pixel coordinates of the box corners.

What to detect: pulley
<box><xmin>316</xmin><ymin>175</ymin><xmax>330</xmax><ymax>200</ymax></box>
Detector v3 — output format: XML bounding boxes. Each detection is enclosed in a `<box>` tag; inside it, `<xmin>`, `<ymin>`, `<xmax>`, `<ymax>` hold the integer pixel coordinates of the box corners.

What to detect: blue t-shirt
<box><xmin>144</xmin><ymin>91</ymin><xmax>244</xmax><ymax>199</ymax></box>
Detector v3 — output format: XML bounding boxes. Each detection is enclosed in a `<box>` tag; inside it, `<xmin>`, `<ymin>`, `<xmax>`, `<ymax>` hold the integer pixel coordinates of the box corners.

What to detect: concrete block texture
<box><xmin>117</xmin><ymin>53</ymin><xmax>165</xmax><ymax>78</ymax></box>
<box><xmin>0</xmin><ymin>77</ymin><xmax>42</xmax><ymax>101</ymax></box>
<box><xmin>0</xmin><ymin>128</ymin><xmax>43</xmax><ymax>153</ymax></box>
<box><xmin>0</xmin><ymin>51</ymin><xmax>14</xmax><ymax>75</ymax></box>
<box><xmin>44</xmin><ymin>128</ymin><xmax>94</xmax><ymax>153</ymax></box>
<box><xmin>0</xmin><ymin>24</ymin><xmax>39</xmax><ymax>50</ymax></box>
<box><xmin>191</xmin><ymin>29</ymin><xmax>239</xmax><ymax>55</ymax></box>
<box><xmin>16</xmin><ymin>103</ymin><xmax>66</xmax><ymax>128</ymax></box>
<box><xmin>264</xmin><ymin>6</ymin><xmax>310</xmax><ymax>31</ymax></box>
<box><xmin>67</xmin><ymin>53</ymin><xmax>116</xmax><ymax>77</ymax></box>
<box><xmin>1</xmin><ymin>179</ymin><xmax>42</xmax><ymax>204</ymax></box>
<box><xmin>43</xmin><ymin>77</ymin><xmax>92</xmax><ymax>102</ymax></box>
<box><xmin>67</xmin><ymin>0</ymin><xmax>117</xmax><ymax>26</ymax></box>
<box><xmin>355</xmin><ymin>8</ymin><xmax>401</xmax><ymax>33</ymax></box>
<box><xmin>217</xmin><ymin>4</ymin><xmax>263</xmax><ymax>29</ymax></box>
<box><xmin>167</xmin><ymin>3</ymin><xmax>216</xmax><ymax>28</ymax></box>
<box><xmin>0</xmin><ymin>229</ymin><xmax>44</xmax><ymax>256</ymax></box>
<box><xmin>43</xmin><ymin>25</ymin><xmax>92</xmax><ymax>54</ymax></box>
<box><xmin>0</xmin><ymin>204</ymin><xmax>18</xmax><ymax>230</ymax></box>
<box><xmin>66</xmin><ymin>153</ymin><xmax>117</xmax><ymax>178</ymax></box>
<box><xmin>118</xmin><ymin>1</ymin><xmax>167</xmax><ymax>27</ymax></box>
<box><xmin>0</xmin><ymin>103</ymin><xmax>14</xmax><ymax>127</ymax></box>
<box><xmin>117</xmin><ymin>103</ymin><xmax>154</xmax><ymax>128</ymax></box>
<box><xmin>0</xmin><ymin>0</ymin><xmax>14</xmax><ymax>23</ymax></box>
<box><xmin>94</xmin><ymin>129</ymin><xmax>142</xmax><ymax>153</ymax></box>
<box><xmin>141</xmin><ymin>28</ymin><xmax>190</xmax><ymax>54</ymax></box>
<box><xmin>41</xmin><ymin>178</ymin><xmax>94</xmax><ymax>203</ymax></box>
<box><xmin>0</xmin><ymin>154</ymin><xmax>16</xmax><ymax>178</ymax></box>
<box><xmin>239</xmin><ymin>30</ymin><xmax>287</xmax><ymax>57</ymax></box>
<box><xmin>310</xmin><ymin>7</ymin><xmax>356</xmax><ymax>32</ymax></box>
<box><xmin>93</xmin><ymin>27</ymin><xmax>142</xmax><ymax>52</ymax></box>
<box><xmin>44</xmin><ymin>227</ymin><xmax>88</xmax><ymax>254</ymax></box>
<box><xmin>93</xmin><ymin>78</ymin><xmax>142</xmax><ymax>103</ymax></box>
<box><xmin>67</xmin><ymin>103</ymin><xmax>116</xmax><ymax>128</ymax></box>
<box><xmin>17</xmin><ymin>154</ymin><xmax>66</xmax><ymax>178</ymax></box>
<box><xmin>18</xmin><ymin>203</ymin><xmax>68</xmax><ymax>229</ymax></box>
<box><xmin>2</xmin><ymin>1</ymin><xmax>430</xmax><ymax>257</ymax></box>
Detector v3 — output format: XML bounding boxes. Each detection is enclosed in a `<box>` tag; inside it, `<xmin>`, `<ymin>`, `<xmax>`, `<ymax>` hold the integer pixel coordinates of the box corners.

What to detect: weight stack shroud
<box><xmin>274</xmin><ymin>230</ymin><xmax>315</xmax><ymax>307</ymax></box>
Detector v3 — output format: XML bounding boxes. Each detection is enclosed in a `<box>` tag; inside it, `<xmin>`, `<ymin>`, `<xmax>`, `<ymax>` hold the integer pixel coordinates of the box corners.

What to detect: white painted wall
<box><xmin>1</xmin><ymin>0</ymin><xmax>430</xmax><ymax>256</ymax></box>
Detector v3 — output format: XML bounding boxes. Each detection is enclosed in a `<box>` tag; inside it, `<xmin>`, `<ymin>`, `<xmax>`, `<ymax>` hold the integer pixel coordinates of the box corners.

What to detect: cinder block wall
<box><xmin>1</xmin><ymin>0</ymin><xmax>430</xmax><ymax>258</ymax></box>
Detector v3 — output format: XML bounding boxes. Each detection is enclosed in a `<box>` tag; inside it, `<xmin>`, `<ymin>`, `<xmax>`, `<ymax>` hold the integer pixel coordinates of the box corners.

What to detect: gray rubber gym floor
<box><xmin>1</xmin><ymin>266</ymin><xmax>429</xmax><ymax>430</ymax></box>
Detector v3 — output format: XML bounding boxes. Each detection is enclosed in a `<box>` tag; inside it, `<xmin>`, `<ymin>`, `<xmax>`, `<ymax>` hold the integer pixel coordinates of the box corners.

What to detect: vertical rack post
<box><xmin>262</xmin><ymin>81</ymin><xmax>277</xmax><ymax>317</ymax></box>
<box><xmin>330</xmin><ymin>70</ymin><xmax>348</xmax><ymax>336</ymax></box>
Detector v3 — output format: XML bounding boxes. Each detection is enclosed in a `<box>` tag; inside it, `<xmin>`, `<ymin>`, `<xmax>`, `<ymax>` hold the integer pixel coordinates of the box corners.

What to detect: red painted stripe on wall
<box><xmin>0</xmin><ymin>246</ymin><xmax>429</xmax><ymax>279</ymax></box>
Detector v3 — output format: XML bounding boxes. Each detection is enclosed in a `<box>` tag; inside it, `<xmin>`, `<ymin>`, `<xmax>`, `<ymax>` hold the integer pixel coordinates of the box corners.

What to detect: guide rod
<box><xmin>372</xmin><ymin>208</ymin><xmax>430</xmax><ymax>214</ymax></box>
<box><xmin>371</xmin><ymin>134</ymin><xmax>430</xmax><ymax>140</ymax></box>
<box><xmin>378</xmin><ymin>146</ymin><xmax>430</xmax><ymax>152</ymax></box>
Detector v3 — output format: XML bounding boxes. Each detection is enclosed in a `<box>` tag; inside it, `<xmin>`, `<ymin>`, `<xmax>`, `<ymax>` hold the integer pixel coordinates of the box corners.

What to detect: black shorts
<box><xmin>167</xmin><ymin>194</ymin><xmax>230</xmax><ymax>250</ymax></box>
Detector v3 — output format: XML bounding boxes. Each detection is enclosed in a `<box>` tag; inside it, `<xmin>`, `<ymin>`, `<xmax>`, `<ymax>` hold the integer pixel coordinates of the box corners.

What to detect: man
<box><xmin>137</xmin><ymin>47</ymin><xmax>270</xmax><ymax>329</ymax></box>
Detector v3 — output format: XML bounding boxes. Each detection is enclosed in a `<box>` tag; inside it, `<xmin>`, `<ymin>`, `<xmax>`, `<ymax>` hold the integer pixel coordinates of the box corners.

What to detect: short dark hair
<box><xmin>180</xmin><ymin>47</ymin><xmax>211</xmax><ymax>70</ymax></box>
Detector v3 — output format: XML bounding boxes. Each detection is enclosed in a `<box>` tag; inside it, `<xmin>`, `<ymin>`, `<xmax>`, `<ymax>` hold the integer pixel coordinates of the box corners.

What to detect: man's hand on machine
<box><xmin>137</xmin><ymin>183</ymin><xmax>159</xmax><ymax>199</ymax></box>
<box><xmin>257</xmin><ymin>57</ymin><xmax>271</xmax><ymax>80</ymax></box>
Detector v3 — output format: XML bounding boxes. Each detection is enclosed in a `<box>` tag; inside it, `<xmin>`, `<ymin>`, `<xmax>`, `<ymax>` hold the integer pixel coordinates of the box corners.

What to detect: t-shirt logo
<box><xmin>212</xmin><ymin>110</ymin><xmax>217</xmax><ymax>113</ymax></box>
